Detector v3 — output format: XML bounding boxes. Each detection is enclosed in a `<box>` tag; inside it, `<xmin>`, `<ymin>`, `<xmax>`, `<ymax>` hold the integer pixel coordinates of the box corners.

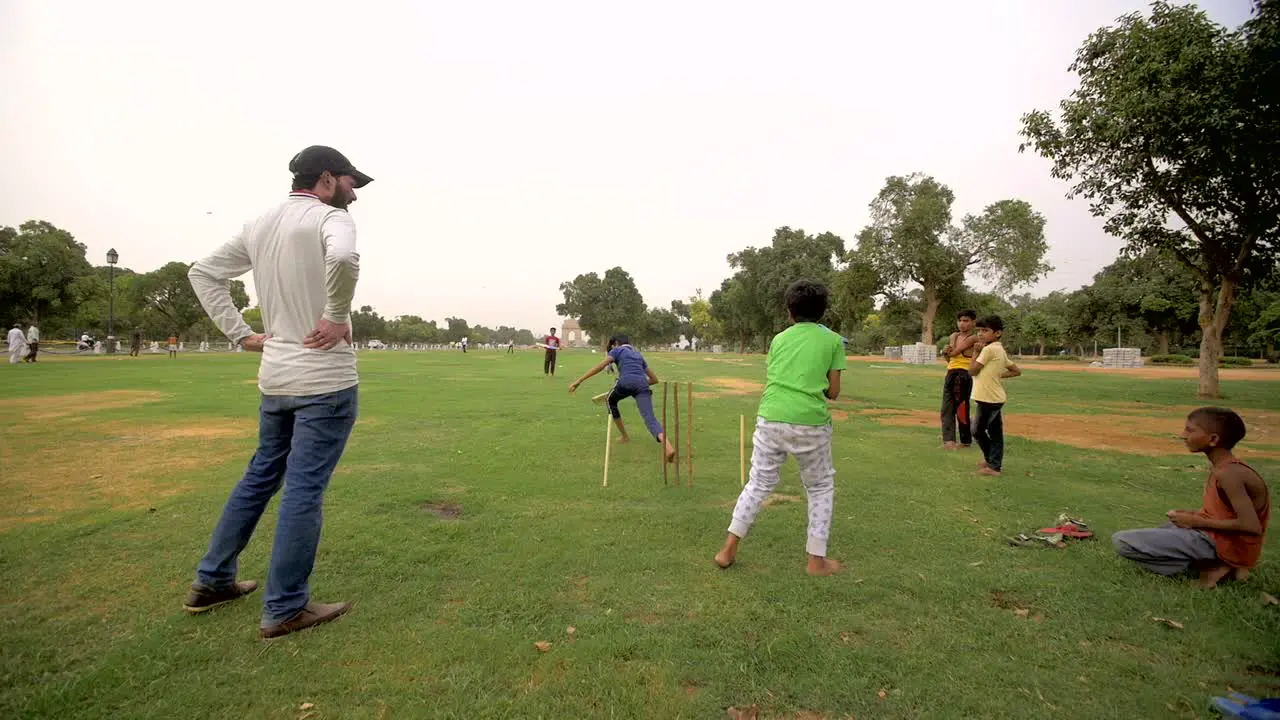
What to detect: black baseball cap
<box><xmin>288</xmin><ymin>145</ymin><xmax>373</xmax><ymax>188</ymax></box>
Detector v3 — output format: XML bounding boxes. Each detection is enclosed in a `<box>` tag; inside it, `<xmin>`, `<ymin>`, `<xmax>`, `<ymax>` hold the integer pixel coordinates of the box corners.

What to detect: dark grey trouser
<box><xmin>1112</xmin><ymin>522</ymin><xmax>1218</xmax><ymax>576</ymax></box>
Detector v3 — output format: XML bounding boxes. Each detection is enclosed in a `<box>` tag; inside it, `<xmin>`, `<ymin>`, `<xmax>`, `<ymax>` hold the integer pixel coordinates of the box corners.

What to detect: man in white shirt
<box><xmin>24</xmin><ymin>323</ymin><xmax>39</xmax><ymax>362</ymax></box>
<box><xmin>7</xmin><ymin>324</ymin><xmax>28</xmax><ymax>364</ymax></box>
<box><xmin>183</xmin><ymin>145</ymin><xmax>372</xmax><ymax>640</ymax></box>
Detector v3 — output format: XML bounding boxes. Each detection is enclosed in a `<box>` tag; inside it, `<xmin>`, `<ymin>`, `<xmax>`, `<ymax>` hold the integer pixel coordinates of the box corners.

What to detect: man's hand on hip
<box><xmin>241</xmin><ymin>333</ymin><xmax>271</xmax><ymax>353</ymax></box>
<box><xmin>305</xmin><ymin>319</ymin><xmax>352</xmax><ymax>351</ymax></box>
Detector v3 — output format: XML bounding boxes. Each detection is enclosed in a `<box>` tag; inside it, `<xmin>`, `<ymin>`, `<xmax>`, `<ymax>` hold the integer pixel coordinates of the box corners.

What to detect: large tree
<box><xmin>556</xmin><ymin>267</ymin><xmax>646</xmax><ymax>348</ymax></box>
<box><xmin>713</xmin><ymin>227</ymin><xmax>845</xmax><ymax>350</ymax></box>
<box><xmin>1019</xmin><ymin>1</ymin><xmax>1279</xmax><ymax>397</ymax></box>
<box><xmin>133</xmin><ymin>261</ymin><xmax>248</xmax><ymax>339</ymax></box>
<box><xmin>1087</xmin><ymin>250</ymin><xmax>1199</xmax><ymax>354</ymax></box>
<box><xmin>0</xmin><ymin>220</ymin><xmax>94</xmax><ymax>325</ymax></box>
<box><xmin>855</xmin><ymin>175</ymin><xmax>1051</xmax><ymax>344</ymax></box>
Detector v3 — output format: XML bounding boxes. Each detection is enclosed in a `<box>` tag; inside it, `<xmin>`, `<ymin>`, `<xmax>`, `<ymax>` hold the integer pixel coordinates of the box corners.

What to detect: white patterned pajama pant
<box><xmin>727</xmin><ymin>418</ymin><xmax>836</xmax><ymax>557</ymax></box>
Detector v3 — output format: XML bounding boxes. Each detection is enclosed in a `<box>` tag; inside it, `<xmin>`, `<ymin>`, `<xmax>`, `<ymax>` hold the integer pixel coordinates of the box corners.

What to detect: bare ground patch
<box><xmin>1022</xmin><ymin>363</ymin><xmax>1280</xmax><ymax>381</ymax></box>
<box><xmin>0</xmin><ymin>390</ymin><xmax>169</xmax><ymax>421</ymax></box>
<box><xmin>420</xmin><ymin>501</ymin><xmax>463</xmax><ymax>518</ymax></box>
<box><xmin>0</xmin><ymin>417</ymin><xmax>255</xmax><ymax>531</ymax></box>
<box><xmin>703</xmin><ymin>377</ymin><xmax>764</xmax><ymax>396</ymax></box>
<box><xmin>857</xmin><ymin>408</ymin><xmax>1279</xmax><ymax>458</ymax></box>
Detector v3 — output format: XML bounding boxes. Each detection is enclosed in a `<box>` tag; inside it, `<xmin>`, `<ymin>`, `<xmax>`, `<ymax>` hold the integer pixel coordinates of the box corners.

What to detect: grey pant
<box><xmin>728</xmin><ymin>418</ymin><xmax>836</xmax><ymax>557</ymax></box>
<box><xmin>1112</xmin><ymin>522</ymin><xmax>1219</xmax><ymax>576</ymax></box>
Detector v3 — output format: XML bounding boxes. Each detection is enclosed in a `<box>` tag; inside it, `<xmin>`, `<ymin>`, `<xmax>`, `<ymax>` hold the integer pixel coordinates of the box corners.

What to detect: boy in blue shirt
<box><xmin>570</xmin><ymin>335</ymin><xmax>676</xmax><ymax>462</ymax></box>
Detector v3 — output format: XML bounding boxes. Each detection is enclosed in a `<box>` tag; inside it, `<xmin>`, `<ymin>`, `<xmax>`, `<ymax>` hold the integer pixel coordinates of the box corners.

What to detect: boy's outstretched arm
<box><xmin>1169</xmin><ymin>466</ymin><xmax>1264</xmax><ymax>535</ymax></box>
<box><xmin>824</xmin><ymin>369</ymin><xmax>842</xmax><ymax>400</ymax></box>
<box><xmin>569</xmin><ymin>359</ymin><xmax>612</xmax><ymax>392</ymax></box>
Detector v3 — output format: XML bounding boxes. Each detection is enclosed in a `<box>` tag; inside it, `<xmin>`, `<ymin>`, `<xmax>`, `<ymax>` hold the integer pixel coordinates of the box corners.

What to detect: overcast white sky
<box><xmin>0</xmin><ymin>0</ymin><xmax>1251</xmax><ymax>332</ymax></box>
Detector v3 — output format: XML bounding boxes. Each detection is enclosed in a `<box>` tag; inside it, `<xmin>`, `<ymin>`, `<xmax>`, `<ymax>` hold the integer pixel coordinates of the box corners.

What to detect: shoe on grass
<box><xmin>260</xmin><ymin>601</ymin><xmax>352</xmax><ymax>640</ymax></box>
<box><xmin>183</xmin><ymin>580</ymin><xmax>259</xmax><ymax>614</ymax></box>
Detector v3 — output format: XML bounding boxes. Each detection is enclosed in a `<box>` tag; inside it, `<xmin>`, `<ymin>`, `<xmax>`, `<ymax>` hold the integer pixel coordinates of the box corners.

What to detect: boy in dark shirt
<box><xmin>569</xmin><ymin>334</ymin><xmax>675</xmax><ymax>462</ymax></box>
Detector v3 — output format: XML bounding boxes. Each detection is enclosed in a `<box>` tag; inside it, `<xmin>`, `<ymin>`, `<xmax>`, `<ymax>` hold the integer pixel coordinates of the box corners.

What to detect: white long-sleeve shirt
<box><xmin>7</xmin><ymin>328</ymin><xmax>27</xmax><ymax>349</ymax></box>
<box><xmin>26</xmin><ymin>326</ymin><xmax>38</xmax><ymax>343</ymax></box>
<box><xmin>189</xmin><ymin>192</ymin><xmax>360</xmax><ymax>396</ymax></box>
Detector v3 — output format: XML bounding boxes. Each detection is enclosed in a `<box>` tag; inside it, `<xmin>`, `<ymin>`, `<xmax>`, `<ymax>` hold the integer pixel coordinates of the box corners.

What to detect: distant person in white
<box><xmin>24</xmin><ymin>323</ymin><xmax>39</xmax><ymax>362</ymax></box>
<box><xmin>183</xmin><ymin>145</ymin><xmax>372</xmax><ymax>640</ymax></box>
<box><xmin>461</xmin><ymin>336</ymin><xmax>469</xmax><ymax>353</ymax></box>
<box><xmin>7</xmin><ymin>324</ymin><xmax>28</xmax><ymax>364</ymax></box>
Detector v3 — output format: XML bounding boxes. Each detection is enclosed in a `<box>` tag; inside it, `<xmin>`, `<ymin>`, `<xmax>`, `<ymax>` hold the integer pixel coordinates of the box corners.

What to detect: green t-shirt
<box><xmin>757</xmin><ymin>322</ymin><xmax>848</xmax><ymax>426</ymax></box>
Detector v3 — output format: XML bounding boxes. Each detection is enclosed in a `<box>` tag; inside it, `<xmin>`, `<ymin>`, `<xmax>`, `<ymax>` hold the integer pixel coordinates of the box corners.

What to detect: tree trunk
<box><xmin>1157</xmin><ymin>330</ymin><xmax>1170</xmax><ymax>356</ymax></box>
<box><xmin>1196</xmin><ymin>277</ymin><xmax>1238</xmax><ymax>399</ymax></box>
<box><xmin>920</xmin><ymin>284</ymin><xmax>940</xmax><ymax>345</ymax></box>
<box><xmin>1038</xmin><ymin>338</ymin><xmax>1045</xmax><ymax>357</ymax></box>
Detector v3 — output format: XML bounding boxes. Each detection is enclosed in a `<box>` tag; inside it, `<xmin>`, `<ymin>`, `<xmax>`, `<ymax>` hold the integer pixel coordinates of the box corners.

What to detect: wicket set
<box><xmin>601</xmin><ymin>381</ymin><xmax>695</xmax><ymax>487</ymax></box>
<box><xmin>661</xmin><ymin>381</ymin><xmax>694</xmax><ymax>487</ymax></box>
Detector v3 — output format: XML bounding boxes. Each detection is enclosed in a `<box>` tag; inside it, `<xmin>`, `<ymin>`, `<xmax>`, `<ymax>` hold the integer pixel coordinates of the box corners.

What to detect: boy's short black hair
<box><xmin>609</xmin><ymin>334</ymin><xmax>630</xmax><ymax>349</ymax></box>
<box><xmin>976</xmin><ymin>315</ymin><xmax>1004</xmax><ymax>333</ymax></box>
<box><xmin>784</xmin><ymin>280</ymin><xmax>828</xmax><ymax>323</ymax></box>
<box><xmin>1188</xmin><ymin>407</ymin><xmax>1248</xmax><ymax>449</ymax></box>
<box><xmin>958</xmin><ymin>309</ymin><xmax>977</xmax><ymax>320</ymax></box>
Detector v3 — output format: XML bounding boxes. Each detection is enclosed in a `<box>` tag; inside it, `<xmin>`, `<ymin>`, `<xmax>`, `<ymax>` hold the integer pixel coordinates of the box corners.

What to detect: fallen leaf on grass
<box><xmin>1014</xmin><ymin>608</ymin><xmax>1030</xmax><ymax>618</ymax></box>
<box><xmin>1032</xmin><ymin>614</ymin><xmax>1044</xmax><ymax>623</ymax></box>
<box><xmin>969</xmin><ymin>561</ymin><xmax>984</xmax><ymax>567</ymax></box>
<box><xmin>91</xmin><ymin>474</ymin><xmax>103</xmax><ymax>480</ymax></box>
<box><xmin>1263</xmin><ymin>593</ymin><xmax>1279</xmax><ymax>606</ymax></box>
<box><xmin>566</xmin><ymin>626</ymin><xmax>577</xmax><ymax>636</ymax></box>
<box><xmin>299</xmin><ymin>703</ymin><xmax>314</xmax><ymax>711</ymax></box>
<box><xmin>1151</xmin><ymin>617</ymin><xmax>1184</xmax><ymax>630</ymax></box>
<box><xmin>877</xmin><ymin>688</ymin><xmax>888</xmax><ymax>701</ymax></box>
<box><xmin>838</xmin><ymin>632</ymin><xmax>852</xmax><ymax>645</ymax></box>
<box><xmin>534</xmin><ymin>641</ymin><xmax>553</xmax><ymax>652</ymax></box>
<box><xmin>726</xmin><ymin>704</ymin><xmax>758</xmax><ymax>719</ymax></box>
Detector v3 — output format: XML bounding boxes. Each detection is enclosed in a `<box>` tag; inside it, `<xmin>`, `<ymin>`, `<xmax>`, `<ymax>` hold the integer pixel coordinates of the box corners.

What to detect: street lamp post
<box><xmin>106</xmin><ymin>248</ymin><xmax>118</xmax><ymax>353</ymax></box>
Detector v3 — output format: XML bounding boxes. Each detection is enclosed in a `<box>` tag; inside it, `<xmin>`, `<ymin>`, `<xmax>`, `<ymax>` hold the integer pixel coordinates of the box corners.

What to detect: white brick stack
<box><xmin>901</xmin><ymin>342</ymin><xmax>936</xmax><ymax>365</ymax></box>
<box><xmin>1102</xmin><ymin>347</ymin><xmax>1144</xmax><ymax>369</ymax></box>
<box><xmin>883</xmin><ymin>346</ymin><xmax>903</xmax><ymax>360</ymax></box>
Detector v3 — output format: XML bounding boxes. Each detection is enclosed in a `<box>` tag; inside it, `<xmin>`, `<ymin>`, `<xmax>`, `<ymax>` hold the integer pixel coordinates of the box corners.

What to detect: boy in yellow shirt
<box><xmin>941</xmin><ymin>309</ymin><xmax>978</xmax><ymax>449</ymax></box>
<box><xmin>968</xmin><ymin>316</ymin><xmax>1021</xmax><ymax>477</ymax></box>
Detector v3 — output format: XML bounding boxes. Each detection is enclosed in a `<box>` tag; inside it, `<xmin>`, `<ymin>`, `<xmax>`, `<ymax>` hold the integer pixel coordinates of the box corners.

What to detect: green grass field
<box><xmin>2</xmin><ymin>350</ymin><xmax>1278</xmax><ymax>719</ymax></box>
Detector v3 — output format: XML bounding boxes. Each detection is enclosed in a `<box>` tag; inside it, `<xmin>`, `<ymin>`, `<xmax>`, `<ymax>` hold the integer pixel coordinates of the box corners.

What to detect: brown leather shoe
<box><xmin>183</xmin><ymin>580</ymin><xmax>259</xmax><ymax>614</ymax></box>
<box><xmin>259</xmin><ymin>601</ymin><xmax>352</xmax><ymax>639</ymax></box>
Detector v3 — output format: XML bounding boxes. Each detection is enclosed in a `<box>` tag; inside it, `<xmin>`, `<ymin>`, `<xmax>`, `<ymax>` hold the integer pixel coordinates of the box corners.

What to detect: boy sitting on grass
<box><xmin>714</xmin><ymin>279</ymin><xmax>846</xmax><ymax>576</ymax></box>
<box><xmin>1113</xmin><ymin>407</ymin><xmax>1271</xmax><ymax>589</ymax></box>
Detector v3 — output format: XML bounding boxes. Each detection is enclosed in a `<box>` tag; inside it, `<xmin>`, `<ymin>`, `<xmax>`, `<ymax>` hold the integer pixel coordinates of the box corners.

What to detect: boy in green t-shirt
<box><xmin>714</xmin><ymin>280</ymin><xmax>847</xmax><ymax>576</ymax></box>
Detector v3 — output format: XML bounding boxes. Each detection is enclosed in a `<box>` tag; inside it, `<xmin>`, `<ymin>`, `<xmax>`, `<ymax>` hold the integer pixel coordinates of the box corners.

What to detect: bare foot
<box><xmin>978</xmin><ymin>467</ymin><xmax>1001</xmax><ymax>476</ymax></box>
<box><xmin>1230</xmin><ymin>567</ymin><xmax>1250</xmax><ymax>583</ymax></box>
<box><xmin>715</xmin><ymin>535</ymin><xmax>740</xmax><ymax>569</ymax></box>
<box><xmin>977</xmin><ymin>459</ymin><xmax>989</xmax><ymax>469</ymax></box>
<box><xmin>1198</xmin><ymin>564</ymin><xmax>1232</xmax><ymax>589</ymax></box>
<box><xmin>806</xmin><ymin>557</ymin><xmax>842</xmax><ymax>576</ymax></box>
<box><xmin>616</xmin><ymin>435</ymin><xmax>630</xmax><ymax>444</ymax></box>
<box><xmin>960</xmin><ymin>444</ymin><xmax>972</xmax><ymax>449</ymax></box>
<box><xmin>943</xmin><ymin>441</ymin><xmax>958</xmax><ymax>450</ymax></box>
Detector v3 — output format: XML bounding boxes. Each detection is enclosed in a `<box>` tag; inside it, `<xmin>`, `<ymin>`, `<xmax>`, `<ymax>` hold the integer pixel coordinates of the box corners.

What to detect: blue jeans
<box><xmin>195</xmin><ymin>386</ymin><xmax>358</xmax><ymax>625</ymax></box>
<box><xmin>607</xmin><ymin>380</ymin><xmax>663</xmax><ymax>440</ymax></box>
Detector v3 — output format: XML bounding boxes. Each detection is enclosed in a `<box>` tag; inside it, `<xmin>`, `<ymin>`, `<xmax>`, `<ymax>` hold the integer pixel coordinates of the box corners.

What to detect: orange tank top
<box><xmin>1199</xmin><ymin>459</ymin><xmax>1270</xmax><ymax>568</ymax></box>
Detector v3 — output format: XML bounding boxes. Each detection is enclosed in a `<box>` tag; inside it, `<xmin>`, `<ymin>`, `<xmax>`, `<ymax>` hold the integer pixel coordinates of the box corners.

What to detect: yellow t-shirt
<box><xmin>971</xmin><ymin>341</ymin><xmax>1010</xmax><ymax>404</ymax></box>
<box><xmin>946</xmin><ymin>332</ymin><xmax>974</xmax><ymax>371</ymax></box>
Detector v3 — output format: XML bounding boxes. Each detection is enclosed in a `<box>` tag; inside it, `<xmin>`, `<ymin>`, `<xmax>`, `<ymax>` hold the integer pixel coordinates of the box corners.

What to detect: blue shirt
<box><xmin>608</xmin><ymin>345</ymin><xmax>649</xmax><ymax>385</ymax></box>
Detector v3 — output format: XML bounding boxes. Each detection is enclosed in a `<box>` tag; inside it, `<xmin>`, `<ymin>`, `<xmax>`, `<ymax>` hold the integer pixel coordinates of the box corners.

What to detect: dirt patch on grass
<box><xmin>421</xmin><ymin>501</ymin><xmax>463</xmax><ymax>518</ymax></box>
<box><xmin>704</xmin><ymin>377</ymin><xmax>764</xmax><ymax>395</ymax></box>
<box><xmin>1022</xmin><ymin>363</ymin><xmax>1280</xmax><ymax>381</ymax></box>
<box><xmin>0</xmin><ymin>390</ymin><xmax>169</xmax><ymax>421</ymax></box>
<box><xmin>0</xmin><ymin>418</ymin><xmax>255</xmax><ymax>531</ymax></box>
<box><xmin>859</xmin><ymin>408</ymin><xmax>1280</xmax><ymax>458</ymax></box>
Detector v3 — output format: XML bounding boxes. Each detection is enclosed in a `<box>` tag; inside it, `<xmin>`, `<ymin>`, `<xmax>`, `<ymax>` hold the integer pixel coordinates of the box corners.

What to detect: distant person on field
<box><xmin>183</xmin><ymin>144</ymin><xmax>371</xmax><ymax>639</ymax></box>
<box><xmin>507</xmin><ymin>339</ymin><xmax>514</xmax><ymax>354</ymax></box>
<box><xmin>130</xmin><ymin>328</ymin><xmax>142</xmax><ymax>357</ymax></box>
<box><xmin>167</xmin><ymin>334</ymin><xmax>178</xmax><ymax>358</ymax></box>
<box><xmin>1113</xmin><ymin>407</ymin><xmax>1270</xmax><ymax>589</ymax></box>
<box><xmin>968</xmin><ymin>315</ymin><xmax>1021</xmax><ymax>477</ymax></box>
<box><xmin>543</xmin><ymin>327</ymin><xmax>560</xmax><ymax>376</ymax></box>
<box><xmin>714</xmin><ymin>280</ymin><xmax>846</xmax><ymax>577</ymax></box>
<box><xmin>7</xmin><ymin>324</ymin><xmax>28</xmax><ymax>364</ymax></box>
<box><xmin>940</xmin><ymin>309</ymin><xmax>977</xmax><ymax>449</ymax></box>
<box><xmin>24</xmin><ymin>322</ymin><xmax>39</xmax><ymax>363</ymax></box>
<box><xmin>568</xmin><ymin>334</ymin><xmax>676</xmax><ymax>460</ymax></box>
<box><xmin>460</xmin><ymin>335</ymin><xmax>468</xmax><ymax>353</ymax></box>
